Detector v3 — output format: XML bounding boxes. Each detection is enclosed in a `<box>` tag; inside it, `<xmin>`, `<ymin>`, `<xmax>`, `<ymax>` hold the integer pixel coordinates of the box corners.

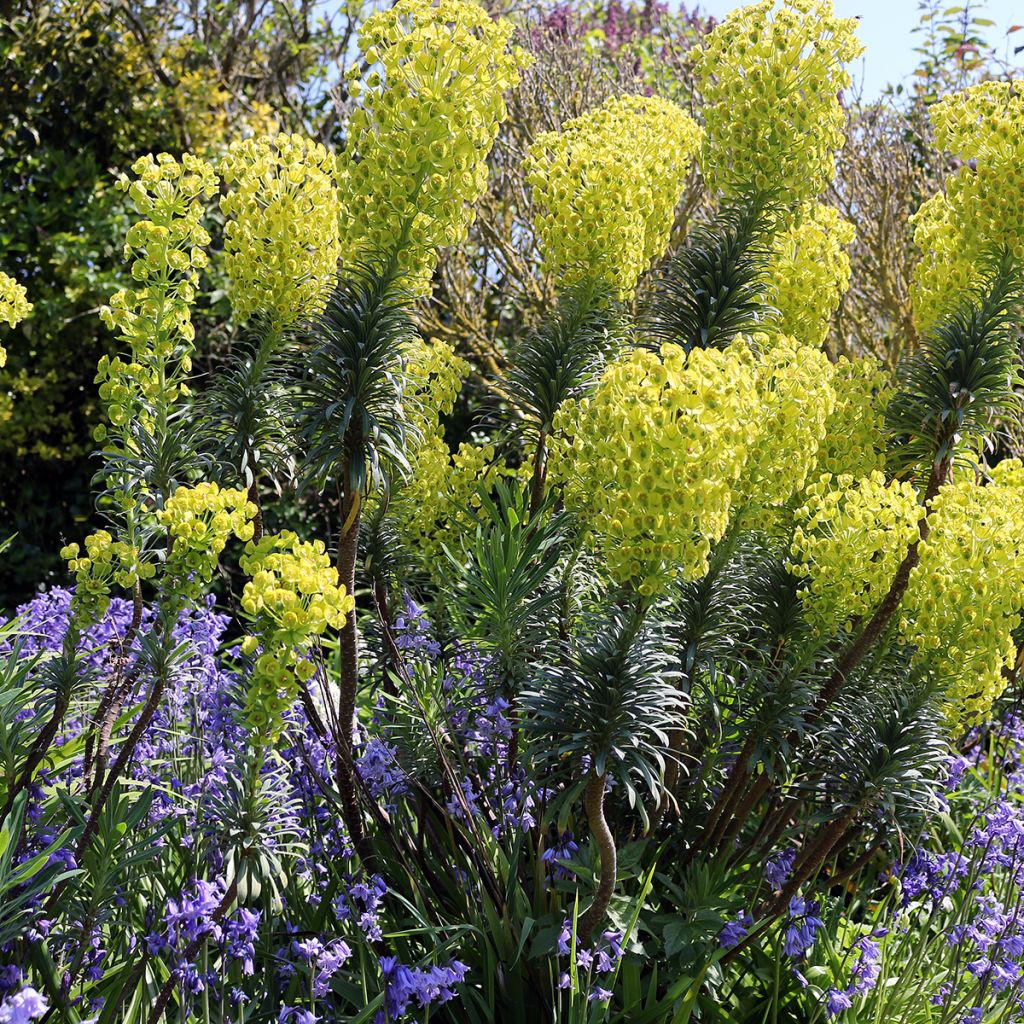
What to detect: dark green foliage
<box><xmin>523</xmin><ymin>606</ymin><xmax>685</xmax><ymax>808</ymax></box>
<box><xmin>887</xmin><ymin>249</ymin><xmax>1024</xmax><ymax>474</ymax></box>
<box><xmin>198</xmin><ymin>318</ymin><xmax>295</xmax><ymax>492</ymax></box>
<box><xmin>501</xmin><ymin>278</ymin><xmax>624</xmax><ymax>438</ymax></box>
<box><xmin>815</xmin><ymin>675</ymin><xmax>948</xmax><ymax>822</ymax></box>
<box><xmin>293</xmin><ymin>262</ymin><xmax>417</xmax><ymax>497</ymax></box>
<box><xmin>642</xmin><ymin>192</ymin><xmax>778</xmax><ymax>352</ymax></box>
<box><xmin>445</xmin><ymin>483</ymin><xmax>565</xmax><ymax>684</ymax></box>
<box><xmin>97</xmin><ymin>412</ymin><xmax>209</xmax><ymax>511</ymax></box>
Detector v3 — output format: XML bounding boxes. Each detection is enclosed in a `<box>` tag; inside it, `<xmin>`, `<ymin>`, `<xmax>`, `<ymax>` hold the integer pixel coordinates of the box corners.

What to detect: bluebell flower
<box><xmin>557</xmin><ymin>921</ymin><xmax>572</xmax><ymax>956</ymax></box>
<box><xmin>824</xmin><ymin>988</ymin><xmax>852</xmax><ymax>1016</ymax></box>
<box><xmin>278</xmin><ymin>1008</ymin><xmax>319</xmax><ymax>1024</ymax></box>
<box><xmin>0</xmin><ymin>986</ymin><xmax>48</xmax><ymax>1024</ymax></box>
<box><xmin>784</xmin><ymin>897</ymin><xmax>823</xmax><ymax>958</ymax></box>
<box><xmin>764</xmin><ymin>848</ymin><xmax>796</xmax><ymax>891</ymax></box>
<box><xmin>720</xmin><ymin>912</ymin><xmax>753</xmax><ymax>950</ymax></box>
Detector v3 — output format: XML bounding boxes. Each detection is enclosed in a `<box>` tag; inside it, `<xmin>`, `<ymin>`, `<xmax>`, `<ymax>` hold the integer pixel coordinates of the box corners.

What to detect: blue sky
<box><xmin>691</xmin><ymin>0</ymin><xmax>1024</xmax><ymax>98</ymax></box>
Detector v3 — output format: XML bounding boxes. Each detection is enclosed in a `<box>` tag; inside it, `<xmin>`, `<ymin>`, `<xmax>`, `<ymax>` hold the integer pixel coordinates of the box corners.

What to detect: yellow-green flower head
<box><xmin>220</xmin><ymin>133</ymin><xmax>342</xmax><ymax>326</ymax></box>
<box><xmin>909</xmin><ymin>192</ymin><xmax>974</xmax><ymax>334</ymax></box>
<box><xmin>766</xmin><ymin>204</ymin><xmax>855</xmax><ymax>347</ymax></box>
<box><xmin>901</xmin><ymin>460</ymin><xmax>1024</xmax><ymax>728</ymax></box>
<box><xmin>813</xmin><ymin>356</ymin><xmax>891</xmax><ymax>480</ymax></box>
<box><xmin>61</xmin><ymin>532</ymin><xmax>157</xmax><ymax>623</ymax></box>
<box><xmin>0</xmin><ymin>270</ymin><xmax>32</xmax><ymax>368</ymax></box>
<box><xmin>525</xmin><ymin>94</ymin><xmax>702</xmax><ymax>297</ymax></box>
<box><xmin>157</xmin><ymin>482</ymin><xmax>256</xmax><ymax>598</ymax></box>
<box><xmin>397</xmin><ymin>431</ymin><xmax>508</xmax><ymax>575</ymax></box>
<box><xmin>551</xmin><ymin>342</ymin><xmax>758</xmax><ymax>592</ymax></box>
<box><xmin>930</xmin><ymin>81</ymin><xmax>1024</xmax><ymax>166</ymax></box>
<box><xmin>97</xmin><ymin>152</ymin><xmax>217</xmax><ymax>436</ymax></box>
<box><xmin>731</xmin><ymin>333</ymin><xmax>837</xmax><ymax>513</ymax></box>
<box><xmin>402</xmin><ymin>336</ymin><xmax>469</xmax><ymax>436</ymax></box>
<box><xmin>695</xmin><ymin>0</ymin><xmax>862</xmax><ymax>210</ymax></box>
<box><xmin>339</xmin><ymin>0</ymin><xmax>530</xmax><ymax>294</ymax></box>
<box><xmin>239</xmin><ymin>529</ymin><xmax>356</xmax><ymax>741</ymax></box>
<box><xmin>240</xmin><ymin>530</ymin><xmax>354</xmax><ymax>645</ymax></box>
<box><xmin>912</xmin><ymin>83</ymin><xmax>1024</xmax><ymax>331</ymax></box>
<box><xmin>790</xmin><ymin>471</ymin><xmax>923</xmax><ymax>637</ymax></box>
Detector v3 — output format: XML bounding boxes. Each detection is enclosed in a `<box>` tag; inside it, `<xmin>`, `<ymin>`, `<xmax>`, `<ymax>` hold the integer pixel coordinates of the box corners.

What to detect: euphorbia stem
<box><xmin>336</xmin><ymin>488</ymin><xmax>365</xmax><ymax>853</ymax></box>
<box><xmin>529</xmin><ymin>431</ymin><xmax>548</xmax><ymax>515</ymax></box>
<box><xmin>85</xmin><ymin>583</ymin><xmax>143</xmax><ymax>792</ymax></box>
<box><xmin>578</xmin><ymin>770</ymin><xmax>615</xmax><ymax>945</ymax></box>
<box><xmin>0</xmin><ymin>695</ymin><xmax>69</xmax><ymax>827</ymax></box>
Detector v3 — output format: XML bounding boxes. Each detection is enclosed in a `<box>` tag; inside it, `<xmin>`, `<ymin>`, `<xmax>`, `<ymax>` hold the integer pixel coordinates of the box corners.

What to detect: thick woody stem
<box><xmin>336</xmin><ymin>488</ymin><xmax>366</xmax><ymax>855</ymax></box>
<box><xmin>578</xmin><ymin>771</ymin><xmax>616</xmax><ymax>945</ymax></box>
<box><xmin>529</xmin><ymin>432</ymin><xmax>548</xmax><ymax>516</ymax></box>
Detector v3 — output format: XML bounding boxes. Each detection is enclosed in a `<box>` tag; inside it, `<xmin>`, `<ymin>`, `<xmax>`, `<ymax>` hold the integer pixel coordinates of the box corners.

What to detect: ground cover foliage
<box><xmin>4</xmin><ymin>0</ymin><xmax>1024</xmax><ymax>1021</ymax></box>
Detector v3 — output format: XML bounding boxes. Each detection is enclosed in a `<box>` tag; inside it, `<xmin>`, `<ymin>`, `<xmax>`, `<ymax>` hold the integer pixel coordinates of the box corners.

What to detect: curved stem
<box><xmin>578</xmin><ymin>770</ymin><xmax>615</xmax><ymax>945</ymax></box>
<box><xmin>336</xmin><ymin>488</ymin><xmax>365</xmax><ymax>854</ymax></box>
<box><xmin>529</xmin><ymin>431</ymin><xmax>548</xmax><ymax>516</ymax></box>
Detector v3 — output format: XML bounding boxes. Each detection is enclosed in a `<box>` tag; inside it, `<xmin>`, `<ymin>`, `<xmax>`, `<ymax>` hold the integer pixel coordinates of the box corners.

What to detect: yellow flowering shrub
<box><xmin>766</xmin><ymin>205</ymin><xmax>855</xmax><ymax>347</ymax></box>
<box><xmin>525</xmin><ymin>94</ymin><xmax>702</xmax><ymax>297</ymax></box>
<box><xmin>339</xmin><ymin>0</ymin><xmax>530</xmax><ymax>293</ymax></box>
<box><xmin>97</xmin><ymin>153</ymin><xmax>218</xmax><ymax>436</ymax></box>
<box><xmin>790</xmin><ymin>472</ymin><xmax>923</xmax><ymax>636</ymax></box>
<box><xmin>62</xmin><ymin>484</ymin><xmax>255</xmax><ymax>621</ymax></box>
<box><xmin>219</xmin><ymin>133</ymin><xmax>342</xmax><ymax>326</ymax></box>
<box><xmin>398</xmin><ymin>435</ymin><xmax>507</xmax><ymax>572</ymax></box>
<box><xmin>157</xmin><ymin>483</ymin><xmax>256</xmax><ymax>598</ymax></box>
<box><xmin>909</xmin><ymin>192</ymin><xmax>975</xmax><ymax>335</ymax></box>
<box><xmin>695</xmin><ymin>0</ymin><xmax>862</xmax><ymax>211</ymax></box>
<box><xmin>813</xmin><ymin>357</ymin><xmax>892</xmax><ymax>479</ymax></box>
<box><xmin>551</xmin><ymin>343</ymin><xmax>758</xmax><ymax>592</ymax></box>
<box><xmin>402</xmin><ymin>336</ymin><xmax>469</xmax><ymax>436</ymax></box>
<box><xmin>239</xmin><ymin>531</ymin><xmax>355</xmax><ymax>741</ymax></box>
<box><xmin>117</xmin><ymin>33</ymin><xmax>279</xmax><ymax>156</ymax></box>
<box><xmin>0</xmin><ymin>271</ymin><xmax>32</xmax><ymax>369</ymax></box>
<box><xmin>911</xmin><ymin>83</ymin><xmax>1024</xmax><ymax>331</ymax></box>
<box><xmin>60</xmin><ymin>532</ymin><xmax>156</xmax><ymax>622</ymax></box>
<box><xmin>901</xmin><ymin>460</ymin><xmax>1024</xmax><ymax>727</ymax></box>
<box><xmin>731</xmin><ymin>334</ymin><xmax>836</xmax><ymax>513</ymax></box>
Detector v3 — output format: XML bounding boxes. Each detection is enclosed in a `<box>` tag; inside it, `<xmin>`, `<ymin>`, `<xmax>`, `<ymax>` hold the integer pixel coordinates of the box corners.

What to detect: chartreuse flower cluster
<box><xmin>813</xmin><ymin>357</ymin><xmax>892</xmax><ymax>479</ymax></box>
<box><xmin>731</xmin><ymin>334</ymin><xmax>836</xmax><ymax>516</ymax></box>
<box><xmin>766</xmin><ymin>205</ymin><xmax>855</xmax><ymax>347</ymax></box>
<box><xmin>97</xmin><ymin>153</ymin><xmax>218</xmax><ymax>439</ymax></box>
<box><xmin>219</xmin><ymin>134</ymin><xmax>342</xmax><ymax>326</ymax></box>
<box><xmin>339</xmin><ymin>0</ymin><xmax>530</xmax><ymax>293</ymax></box>
<box><xmin>552</xmin><ymin>343</ymin><xmax>757</xmax><ymax>593</ymax></box>
<box><xmin>239</xmin><ymin>531</ymin><xmax>355</xmax><ymax>741</ymax></box>
<box><xmin>394</xmin><ymin>336</ymin><xmax>509</xmax><ymax>573</ymax></box>
<box><xmin>60</xmin><ymin>533</ymin><xmax>156</xmax><ymax>623</ymax></box>
<box><xmin>901</xmin><ymin>460</ymin><xmax>1024</xmax><ymax>727</ymax></box>
<box><xmin>912</xmin><ymin>82</ymin><xmax>1024</xmax><ymax>331</ymax></box>
<box><xmin>402</xmin><ymin>336</ymin><xmax>469</xmax><ymax>437</ymax></box>
<box><xmin>526</xmin><ymin>94</ymin><xmax>702</xmax><ymax>297</ymax></box>
<box><xmin>156</xmin><ymin>483</ymin><xmax>256</xmax><ymax>599</ymax></box>
<box><xmin>60</xmin><ymin>484</ymin><xmax>255</xmax><ymax>620</ymax></box>
<box><xmin>0</xmin><ymin>271</ymin><xmax>31</xmax><ymax>368</ymax></box>
<box><xmin>790</xmin><ymin>472</ymin><xmax>923</xmax><ymax>636</ymax></box>
<box><xmin>399</xmin><ymin>436</ymin><xmax>507</xmax><ymax>573</ymax></box>
<box><xmin>695</xmin><ymin>0</ymin><xmax>862</xmax><ymax>211</ymax></box>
